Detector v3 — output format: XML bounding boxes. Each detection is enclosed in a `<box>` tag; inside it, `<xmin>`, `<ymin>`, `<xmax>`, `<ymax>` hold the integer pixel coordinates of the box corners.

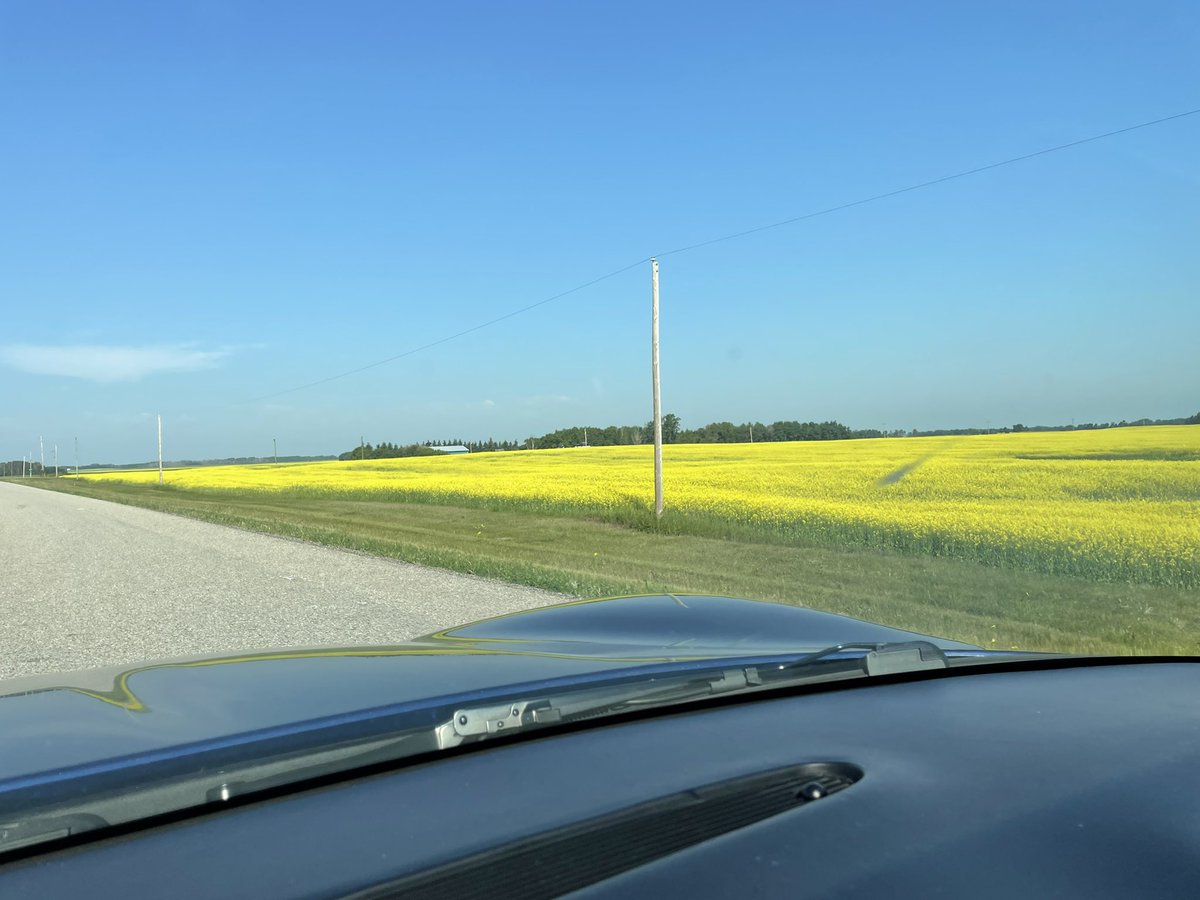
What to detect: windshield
<box><xmin>0</xmin><ymin>0</ymin><xmax>1196</xmax><ymax>857</ymax></box>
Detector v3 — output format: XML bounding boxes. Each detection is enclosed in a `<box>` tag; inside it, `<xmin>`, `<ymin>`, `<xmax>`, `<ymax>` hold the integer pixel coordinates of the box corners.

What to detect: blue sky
<box><xmin>2</xmin><ymin>1</ymin><xmax>1197</xmax><ymax>463</ymax></box>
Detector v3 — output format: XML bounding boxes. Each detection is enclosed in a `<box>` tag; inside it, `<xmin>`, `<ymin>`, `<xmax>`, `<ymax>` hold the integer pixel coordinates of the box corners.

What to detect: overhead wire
<box><xmin>243</xmin><ymin>258</ymin><xmax>649</xmax><ymax>404</ymax></box>
<box><xmin>235</xmin><ymin>106</ymin><xmax>1200</xmax><ymax>406</ymax></box>
<box><xmin>652</xmin><ymin>107</ymin><xmax>1200</xmax><ymax>259</ymax></box>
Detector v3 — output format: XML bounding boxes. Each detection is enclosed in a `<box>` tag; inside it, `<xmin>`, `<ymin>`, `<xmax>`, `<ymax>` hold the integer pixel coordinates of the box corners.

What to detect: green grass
<box><xmin>16</xmin><ymin>477</ymin><xmax>1199</xmax><ymax>656</ymax></box>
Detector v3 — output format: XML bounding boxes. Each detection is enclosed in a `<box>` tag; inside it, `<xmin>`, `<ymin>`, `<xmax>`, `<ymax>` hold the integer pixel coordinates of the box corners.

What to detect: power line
<box><xmin>242</xmin><ymin>258</ymin><xmax>649</xmax><ymax>404</ymax></box>
<box><xmin>653</xmin><ymin>106</ymin><xmax>1200</xmax><ymax>258</ymax></box>
<box><xmin>243</xmin><ymin>256</ymin><xmax>652</xmax><ymax>405</ymax></box>
<box><xmin>238</xmin><ymin>106</ymin><xmax>1200</xmax><ymax>405</ymax></box>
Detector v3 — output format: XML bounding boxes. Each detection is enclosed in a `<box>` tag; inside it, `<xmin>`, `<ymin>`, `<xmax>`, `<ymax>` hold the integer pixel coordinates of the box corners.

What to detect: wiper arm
<box><xmin>435</xmin><ymin>641</ymin><xmax>950</xmax><ymax>749</ymax></box>
<box><xmin>780</xmin><ymin>640</ymin><xmax>949</xmax><ymax>677</ymax></box>
<box><xmin>434</xmin><ymin>672</ymin><xmax>751</xmax><ymax>749</ymax></box>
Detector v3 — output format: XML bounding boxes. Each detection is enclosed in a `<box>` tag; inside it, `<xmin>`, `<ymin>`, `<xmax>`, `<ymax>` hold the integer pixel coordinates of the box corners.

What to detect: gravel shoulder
<box><xmin>0</xmin><ymin>481</ymin><xmax>566</xmax><ymax>679</ymax></box>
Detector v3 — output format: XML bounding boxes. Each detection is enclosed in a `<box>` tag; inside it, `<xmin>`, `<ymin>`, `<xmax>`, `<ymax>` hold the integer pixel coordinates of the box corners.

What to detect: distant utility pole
<box><xmin>157</xmin><ymin>414</ymin><xmax>164</xmax><ymax>485</ymax></box>
<box><xmin>39</xmin><ymin>436</ymin><xmax>44</xmax><ymax>476</ymax></box>
<box><xmin>360</xmin><ymin>435</ymin><xmax>365</xmax><ymax>461</ymax></box>
<box><xmin>749</xmin><ymin>423</ymin><xmax>754</xmax><ymax>443</ymax></box>
<box><xmin>75</xmin><ymin>436</ymin><xmax>79</xmax><ymax>478</ymax></box>
<box><xmin>54</xmin><ymin>444</ymin><xmax>58</xmax><ymax>477</ymax></box>
<box><xmin>651</xmin><ymin>258</ymin><xmax>664</xmax><ymax>519</ymax></box>
<box><xmin>273</xmin><ymin>437</ymin><xmax>278</xmax><ymax>465</ymax></box>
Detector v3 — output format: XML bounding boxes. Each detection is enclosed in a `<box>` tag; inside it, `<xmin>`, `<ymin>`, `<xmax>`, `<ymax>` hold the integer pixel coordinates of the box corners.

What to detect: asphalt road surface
<box><xmin>0</xmin><ymin>481</ymin><xmax>566</xmax><ymax>680</ymax></box>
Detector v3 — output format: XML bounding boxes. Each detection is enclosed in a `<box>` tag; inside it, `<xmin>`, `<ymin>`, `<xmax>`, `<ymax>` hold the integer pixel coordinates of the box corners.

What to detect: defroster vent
<box><xmin>347</xmin><ymin>761</ymin><xmax>863</xmax><ymax>900</ymax></box>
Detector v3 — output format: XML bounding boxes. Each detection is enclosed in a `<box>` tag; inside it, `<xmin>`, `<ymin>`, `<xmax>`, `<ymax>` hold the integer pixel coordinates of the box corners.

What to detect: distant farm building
<box><xmin>432</xmin><ymin>445</ymin><xmax>471</xmax><ymax>455</ymax></box>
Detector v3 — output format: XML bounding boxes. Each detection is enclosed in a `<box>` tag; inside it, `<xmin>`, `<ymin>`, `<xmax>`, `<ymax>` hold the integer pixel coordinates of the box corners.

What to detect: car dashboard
<box><xmin>2</xmin><ymin>660</ymin><xmax>1197</xmax><ymax>898</ymax></box>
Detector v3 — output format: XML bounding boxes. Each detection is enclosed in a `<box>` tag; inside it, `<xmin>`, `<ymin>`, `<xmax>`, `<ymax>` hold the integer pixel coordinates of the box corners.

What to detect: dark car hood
<box><xmin>0</xmin><ymin>595</ymin><xmax>983</xmax><ymax>787</ymax></box>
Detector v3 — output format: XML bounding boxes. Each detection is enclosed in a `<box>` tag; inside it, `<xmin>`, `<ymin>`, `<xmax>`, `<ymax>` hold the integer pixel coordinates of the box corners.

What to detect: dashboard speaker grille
<box><xmin>347</xmin><ymin>761</ymin><xmax>862</xmax><ymax>900</ymax></box>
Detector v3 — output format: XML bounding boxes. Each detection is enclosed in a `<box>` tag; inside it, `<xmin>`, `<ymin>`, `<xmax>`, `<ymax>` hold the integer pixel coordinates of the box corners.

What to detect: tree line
<box><xmin>1</xmin><ymin>461</ymin><xmax>48</xmax><ymax>477</ymax></box>
<box><xmin>339</xmin><ymin>410</ymin><xmax>1197</xmax><ymax>460</ymax></box>
<box><xmin>909</xmin><ymin>413</ymin><xmax>1199</xmax><ymax>437</ymax></box>
<box><xmin>1</xmin><ymin>456</ymin><xmax>338</xmax><ymax>474</ymax></box>
<box><xmin>338</xmin><ymin>442</ymin><xmax>444</xmax><ymax>460</ymax></box>
<box><xmin>525</xmin><ymin>416</ymin><xmax>888</xmax><ymax>448</ymax></box>
<box><xmin>341</xmin><ymin>416</ymin><xmax>889</xmax><ymax>459</ymax></box>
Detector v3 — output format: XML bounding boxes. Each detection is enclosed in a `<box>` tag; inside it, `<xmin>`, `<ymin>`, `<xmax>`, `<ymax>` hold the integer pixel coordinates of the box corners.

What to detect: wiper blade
<box><xmin>435</xmin><ymin>641</ymin><xmax>951</xmax><ymax>749</ymax></box>
<box><xmin>783</xmin><ymin>640</ymin><xmax>949</xmax><ymax>676</ymax></box>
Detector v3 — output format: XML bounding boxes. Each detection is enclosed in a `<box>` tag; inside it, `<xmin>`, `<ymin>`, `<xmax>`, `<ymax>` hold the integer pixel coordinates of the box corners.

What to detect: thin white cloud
<box><xmin>0</xmin><ymin>344</ymin><xmax>229</xmax><ymax>383</ymax></box>
<box><xmin>522</xmin><ymin>393</ymin><xmax>575</xmax><ymax>407</ymax></box>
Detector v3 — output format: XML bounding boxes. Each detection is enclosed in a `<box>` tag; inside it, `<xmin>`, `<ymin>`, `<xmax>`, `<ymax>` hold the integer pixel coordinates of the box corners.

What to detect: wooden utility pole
<box><xmin>157</xmin><ymin>414</ymin><xmax>164</xmax><ymax>485</ymax></box>
<box><xmin>273</xmin><ymin>437</ymin><xmax>278</xmax><ymax>465</ymax></box>
<box><xmin>651</xmin><ymin>258</ymin><xmax>663</xmax><ymax>519</ymax></box>
<box><xmin>39</xmin><ymin>436</ymin><xmax>44</xmax><ymax>475</ymax></box>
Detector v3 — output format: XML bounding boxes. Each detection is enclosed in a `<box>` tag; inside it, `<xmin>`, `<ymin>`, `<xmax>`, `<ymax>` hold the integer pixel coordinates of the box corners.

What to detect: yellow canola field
<box><xmin>87</xmin><ymin>426</ymin><xmax>1200</xmax><ymax>586</ymax></box>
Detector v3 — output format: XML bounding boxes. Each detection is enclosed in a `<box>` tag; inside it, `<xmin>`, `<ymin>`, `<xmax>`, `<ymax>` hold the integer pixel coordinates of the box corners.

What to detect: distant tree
<box><xmin>661</xmin><ymin>413</ymin><xmax>681</xmax><ymax>443</ymax></box>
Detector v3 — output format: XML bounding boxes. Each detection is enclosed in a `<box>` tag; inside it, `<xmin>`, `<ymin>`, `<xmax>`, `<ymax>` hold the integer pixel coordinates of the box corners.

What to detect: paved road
<box><xmin>0</xmin><ymin>481</ymin><xmax>566</xmax><ymax>680</ymax></box>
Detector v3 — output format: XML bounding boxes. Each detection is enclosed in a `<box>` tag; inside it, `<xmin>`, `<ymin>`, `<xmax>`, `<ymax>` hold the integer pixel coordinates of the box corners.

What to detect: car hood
<box><xmin>0</xmin><ymin>594</ymin><xmax>984</xmax><ymax>786</ymax></box>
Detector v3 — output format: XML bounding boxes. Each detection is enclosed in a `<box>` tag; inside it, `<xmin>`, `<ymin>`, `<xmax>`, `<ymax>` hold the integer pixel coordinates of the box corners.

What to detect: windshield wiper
<box><xmin>435</xmin><ymin>641</ymin><xmax>951</xmax><ymax>749</ymax></box>
<box><xmin>786</xmin><ymin>640</ymin><xmax>949</xmax><ymax>676</ymax></box>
